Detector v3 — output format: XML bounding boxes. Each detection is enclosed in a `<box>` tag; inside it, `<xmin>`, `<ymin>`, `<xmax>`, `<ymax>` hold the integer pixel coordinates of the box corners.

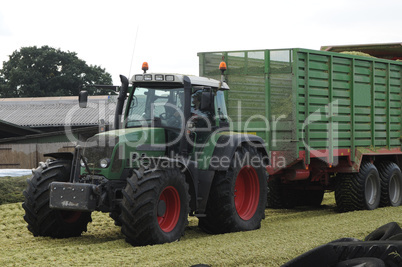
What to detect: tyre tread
<box><xmin>120</xmin><ymin>167</ymin><xmax>189</xmax><ymax>246</ymax></box>
<box><xmin>199</xmin><ymin>144</ymin><xmax>267</xmax><ymax>234</ymax></box>
<box><xmin>22</xmin><ymin>159</ymin><xmax>92</xmax><ymax>238</ymax></box>
<box><xmin>335</xmin><ymin>162</ymin><xmax>380</xmax><ymax>212</ymax></box>
<box><xmin>376</xmin><ymin>161</ymin><xmax>402</xmax><ymax>207</ymax></box>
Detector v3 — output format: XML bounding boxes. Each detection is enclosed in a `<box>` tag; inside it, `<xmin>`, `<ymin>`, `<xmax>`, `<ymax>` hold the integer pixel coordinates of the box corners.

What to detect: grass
<box><xmin>0</xmin><ymin>175</ymin><xmax>29</xmax><ymax>205</ymax></box>
<box><xmin>1</xmin><ymin>192</ymin><xmax>402</xmax><ymax>266</ymax></box>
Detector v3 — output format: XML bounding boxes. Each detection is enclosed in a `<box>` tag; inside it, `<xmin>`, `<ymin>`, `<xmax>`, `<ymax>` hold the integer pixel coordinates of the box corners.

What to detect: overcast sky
<box><xmin>1</xmin><ymin>0</ymin><xmax>402</xmax><ymax>84</ymax></box>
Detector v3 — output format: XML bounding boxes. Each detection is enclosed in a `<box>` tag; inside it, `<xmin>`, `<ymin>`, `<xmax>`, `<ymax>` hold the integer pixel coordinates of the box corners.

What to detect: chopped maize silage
<box><xmin>339</xmin><ymin>51</ymin><xmax>375</xmax><ymax>58</ymax></box>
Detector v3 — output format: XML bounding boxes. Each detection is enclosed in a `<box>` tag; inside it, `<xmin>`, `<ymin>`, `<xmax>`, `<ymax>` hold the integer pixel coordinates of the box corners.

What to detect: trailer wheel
<box><xmin>335</xmin><ymin>162</ymin><xmax>381</xmax><ymax>212</ymax></box>
<box><xmin>377</xmin><ymin>161</ymin><xmax>402</xmax><ymax>207</ymax></box>
<box><xmin>303</xmin><ymin>190</ymin><xmax>325</xmax><ymax>207</ymax></box>
<box><xmin>120</xmin><ymin>167</ymin><xmax>189</xmax><ymax>246</ymax></box>
<box><xmin>267</xmin><ymin>177</ymin><xmax>323</xmax><ymax>208</ymax></box>
<box><xmin>267</xmin><ymin>176</ymin><xmax>284</xmax><ymax>208</ymax></box>
<box><xmin>22</xmin><ymin>159</ymin><xmax>92</xmax><ymax>238</ymax></box>
<box><xmin>199</xmin><ymin>144</ymin><xmax>267</xmax><ymax>234</ymax></box>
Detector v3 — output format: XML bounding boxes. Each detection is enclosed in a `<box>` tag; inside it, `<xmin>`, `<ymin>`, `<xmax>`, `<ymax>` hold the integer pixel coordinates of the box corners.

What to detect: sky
<box><xmin>1</xmin><ymin>0</ymin><xmax>402</xmax><ymax>85</ymax></box>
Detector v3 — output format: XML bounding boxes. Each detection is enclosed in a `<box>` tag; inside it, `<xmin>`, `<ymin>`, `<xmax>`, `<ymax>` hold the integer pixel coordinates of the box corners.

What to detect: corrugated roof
<box><xmin>0</xmin><ymin>95</ymin><xmax>117</xmax><ymax>127</ymax></box>
<box><xmin>0</xmin><ymin>120</ymin><xmax>41</xmax><ymax>138</ymax></box>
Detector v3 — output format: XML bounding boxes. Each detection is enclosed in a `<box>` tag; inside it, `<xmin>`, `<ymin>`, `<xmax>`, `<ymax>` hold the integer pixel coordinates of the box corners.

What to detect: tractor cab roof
<box><xmin>130</xmin><ymin>73</ymin><xmax>229</xmax><ymax>90</ymax></box>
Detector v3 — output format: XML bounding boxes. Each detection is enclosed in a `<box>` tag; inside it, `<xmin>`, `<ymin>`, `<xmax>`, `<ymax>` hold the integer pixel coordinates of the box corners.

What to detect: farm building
<box><xmin>0</xmin><ymin>95</ymin><xmax>117</xmax><ymax>169</ymax></box>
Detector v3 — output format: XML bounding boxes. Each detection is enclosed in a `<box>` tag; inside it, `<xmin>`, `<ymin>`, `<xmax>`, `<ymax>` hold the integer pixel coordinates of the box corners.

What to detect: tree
<box><xmin>0</xmin><ymin>46</ymin><xmax>113</xmax><ymax>97</ymax></box>
<box><xmin>0</xmin><ymin>76</ymin><xmax>5</xmax><ymax>91</ymax></box>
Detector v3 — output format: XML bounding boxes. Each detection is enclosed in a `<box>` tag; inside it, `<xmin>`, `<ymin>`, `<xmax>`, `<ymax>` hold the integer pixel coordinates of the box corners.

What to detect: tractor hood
<box><xmin>96</xmin><ymin>127</ymin><xmax>166</xmax><ymax>146</ymax></box>
<box><xmin>81</xmin><ymin>127</ymin><xmax>167</xmax><ymax>179</ymax></box>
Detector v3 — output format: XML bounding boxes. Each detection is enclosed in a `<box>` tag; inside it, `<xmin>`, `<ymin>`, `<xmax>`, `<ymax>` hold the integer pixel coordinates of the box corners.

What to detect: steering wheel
<box><xmin>169</xmin><ymin>115</ymin><xmax>181</xmax><ymax>127</ymax></box>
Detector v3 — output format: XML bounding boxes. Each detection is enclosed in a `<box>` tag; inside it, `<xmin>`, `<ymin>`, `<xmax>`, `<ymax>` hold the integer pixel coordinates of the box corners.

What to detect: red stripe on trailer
<box><xmin>267</xmin><ymin>148</ymin><xmax>402</xmax><ymax>175</ymax></box>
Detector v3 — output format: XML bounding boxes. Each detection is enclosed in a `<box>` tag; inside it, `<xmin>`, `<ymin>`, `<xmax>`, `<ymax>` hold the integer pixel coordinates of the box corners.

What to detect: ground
<box><xmin>1</xmin><ymin>193</ymin><xmax>402</xmax><ymax>266</ymax></box>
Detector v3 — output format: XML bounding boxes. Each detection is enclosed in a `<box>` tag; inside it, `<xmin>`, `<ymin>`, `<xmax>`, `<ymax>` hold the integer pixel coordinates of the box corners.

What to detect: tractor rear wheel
<box><xmin>199</xmin><ymin>144</ymin><xmax>267</xmax><ymax>234</ymax></box>
<box><xmin>377</xmin><ymin>161</ymin><xmax>402</xmax><ymax>207</ymax></box>
<box><xmin>120</xmin><ymin>167</ymin><xmax>190</xmax><ymax>246</ymax></box>
<box><xmin>335</xmin><ymin>162</ymin><xmax>381</xmax><ymax>212</ymax></box>
<box><xmin>22</xmin><ymin>159</ymin><xmax>92</xmax><ymax>238</ymax></box>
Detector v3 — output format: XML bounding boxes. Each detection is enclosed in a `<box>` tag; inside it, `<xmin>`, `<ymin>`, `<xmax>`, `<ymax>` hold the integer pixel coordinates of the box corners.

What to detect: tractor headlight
<box><xmin>155</xmin><ymin>74</ymin><xmax>164</xmax><ymax>81</ymax></box>
<box><xmin>100</xmin><ymin>158</ymin><xmax>111</xmax><ymax>168</ymax></box>
<box><xmin>165</xmin><ymin>75</ymin><xmax>175</xmax><ymax>81</ymax></box>
<box><xmin>80</xmin><ymin>158</ymin><xmax>88</xmax><ymax>167</ymax></box>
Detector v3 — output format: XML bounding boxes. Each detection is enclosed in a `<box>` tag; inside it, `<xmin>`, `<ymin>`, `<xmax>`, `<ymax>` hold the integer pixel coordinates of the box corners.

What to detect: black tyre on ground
<box><xmin>303</xmin><ymin>189</ymin><xmax>325</xmax><ymax>207</ymax></box>
<box><xmin>267</xmin><ymin>176</ymin><xmax>324</xmax><ymax>209</ymax></box>
<box><xmin>22</xmin><ymin>159</ymin><xmax>92</xmax><ymax>238</ymax></box>
<box><xmin>335</xmin><ymin>162</ymin><xmax>381</xmax><ymax>212</ymax></box>
<box><xmin>275</xmin><ymin>186</ymin><xmax>299</xmax><ymax>209</ymax></box>
<box><xmin>335</xmin><ymin>257</ymin><xmax>386</xmax><ymax>267</ymax></box>
<box><xmin>120</xmin><ymin>167</ymin><xmax>190</xmax><ymax>246</ymax></box>
<box><xmin>109</xmin><ymin>210</ymin><xmax>122</xmax><ymax>226</ymax></box>
<box><xmin>267</xmin><ymin>183</ymin><xmax>324</xmax><ymax>208</ymax></box>
<box><xmin>376</xmin><ymin>161</ymin><xmax>402</xmax><ymax>207</ymax></box>
<box><xmin>267</xmin><ymin>175</ymin><xmax>287</xmax><ymax>208</ymax></box>
<box><xmin>267</xmin><ymin>176</ymin><xmax>281</xmax><ymax>208</ymax></box>
<box><xmin>199</xmin><ymin>144</ymin><xmax>268</xmax><ymax>234</ymax></box>
<box><xmin>364</xmin><ymin>222</ymin><xmax>402</xmax><ymax>241</ymax></box>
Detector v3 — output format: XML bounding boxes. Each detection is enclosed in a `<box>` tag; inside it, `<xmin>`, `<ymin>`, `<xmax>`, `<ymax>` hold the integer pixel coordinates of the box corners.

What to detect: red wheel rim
<box><xmin>234</xmin><ymin>166</ymin><xmax>260</xmax><ymax>220</ymax></box>
<box><xmin>59</xmin><ymin>211</ymin><xmax>82</xmax><ymax>223</ymax></box>
<box><xmin>158</xmin><ymin>186</ymin><xmax>180</xmax><ymax>232</ymax></box>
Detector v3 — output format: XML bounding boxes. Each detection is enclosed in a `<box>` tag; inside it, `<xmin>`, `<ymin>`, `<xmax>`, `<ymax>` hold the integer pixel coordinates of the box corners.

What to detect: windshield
<box><xmin>126</xmin><ymin>87</ymin><xmax>185</xmax><ymax>128</ymax></box>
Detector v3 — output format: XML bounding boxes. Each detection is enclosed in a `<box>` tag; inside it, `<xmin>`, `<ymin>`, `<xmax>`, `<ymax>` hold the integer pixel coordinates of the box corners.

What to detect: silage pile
<box><xmin>339</xmin><ymin>51</ymin><xmax>375</xmax><ymax>58</ymax></box>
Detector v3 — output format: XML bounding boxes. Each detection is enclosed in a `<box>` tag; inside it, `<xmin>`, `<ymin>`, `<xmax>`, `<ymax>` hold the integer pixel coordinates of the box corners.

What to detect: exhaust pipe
<box><xmin>115</xmin><ymin>75</ymin><xmax>129</xmax><ymax>130</ymax></box>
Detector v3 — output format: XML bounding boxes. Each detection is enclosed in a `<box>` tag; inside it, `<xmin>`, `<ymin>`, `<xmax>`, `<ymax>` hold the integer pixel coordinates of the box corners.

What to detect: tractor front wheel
<box><xmin>22</xmin><ymin>159</ymin><xmax>92</xmax><ymax>238</ymax></box>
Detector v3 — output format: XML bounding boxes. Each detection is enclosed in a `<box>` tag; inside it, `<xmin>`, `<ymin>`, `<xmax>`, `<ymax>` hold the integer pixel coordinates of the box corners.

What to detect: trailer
<box><xmin>198</xmin><ymin>47</ymin><xmax>402</xmax><ymax>211</ymax></box>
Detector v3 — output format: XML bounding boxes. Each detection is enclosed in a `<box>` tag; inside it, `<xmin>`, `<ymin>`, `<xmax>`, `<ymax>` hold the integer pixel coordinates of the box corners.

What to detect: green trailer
<box><xmin>198</xmin><ymin>47</ymin><xmax>402</xmax><ymax>211</ymax></box>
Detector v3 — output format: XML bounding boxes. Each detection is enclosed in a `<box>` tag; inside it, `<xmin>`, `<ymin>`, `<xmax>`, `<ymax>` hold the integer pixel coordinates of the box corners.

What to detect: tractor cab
<box><xmin>126</xmin><ymin>64</ymin><xmax>229</xmax><ymax>156</ymax></box>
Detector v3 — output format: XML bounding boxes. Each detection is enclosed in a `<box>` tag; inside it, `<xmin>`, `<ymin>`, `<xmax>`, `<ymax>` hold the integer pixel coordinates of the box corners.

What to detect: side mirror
<box><xmin>79</xmin><ymin>90</ymin><xmax>88</xmax><ymax>108</ymax></box>
<box><xmin>200</xmin><ymin>90</ymin><xmax>214</xmax><ymax>111</ymax></box>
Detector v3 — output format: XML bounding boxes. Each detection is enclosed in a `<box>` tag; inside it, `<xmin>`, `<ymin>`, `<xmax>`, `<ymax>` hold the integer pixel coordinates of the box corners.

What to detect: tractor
<box><xmin>22</xmin><ymin>62</ymin><xmax>269</xmax><ymax>246</ymax></box>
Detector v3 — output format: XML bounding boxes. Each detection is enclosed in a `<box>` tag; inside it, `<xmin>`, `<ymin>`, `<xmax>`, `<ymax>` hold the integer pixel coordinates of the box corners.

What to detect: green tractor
<box><xmin>22</xmin><ymin>62</ymin><xmax>269</xmax><ymax>246</ymax></box>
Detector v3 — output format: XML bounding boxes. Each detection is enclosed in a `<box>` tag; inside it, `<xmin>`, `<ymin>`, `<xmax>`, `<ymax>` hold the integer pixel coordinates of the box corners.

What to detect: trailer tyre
<box><xmin>267</xmin><ymin>175</ymin><xmax>284</xmax><ymax>208</ymax></box>
<box><xmin>303</xmin><ymin>190</ymin><xmax>325</xmax><ymax>207</ymax></box>
<box><xmin>22</xmin><ymin>159</ymin><xmax>92</xmax><ymax>238</ymax></box>
<box><xmin>120</xmin><ymin>167</ymin><xmax>190</xmax><ymax>246</ymax></box>
<box><xmin>377</xmin><ymin>161</ymin><xmax>402</xmax><ymax>207</ymax></box>
<box><xmin>335</xmin><ymin>162</ymin><xmax>381</xmax><ymax>212</ymax></box>
<box><xmin>199</xmin><ymin>144</ymin><xmax>267</xmax><ymax>234</ymax></box>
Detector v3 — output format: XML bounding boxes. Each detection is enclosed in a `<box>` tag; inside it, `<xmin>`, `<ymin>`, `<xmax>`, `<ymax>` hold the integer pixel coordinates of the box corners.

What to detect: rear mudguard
<box><xmin>196</xmin><ymin>132</ymin><xmax>269</xmax><ymax>171</ymax></box>
<box><xmin>44</xmin><ymin>152</ymin><xmax>74</xmax><ymax>161</ymax></box>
